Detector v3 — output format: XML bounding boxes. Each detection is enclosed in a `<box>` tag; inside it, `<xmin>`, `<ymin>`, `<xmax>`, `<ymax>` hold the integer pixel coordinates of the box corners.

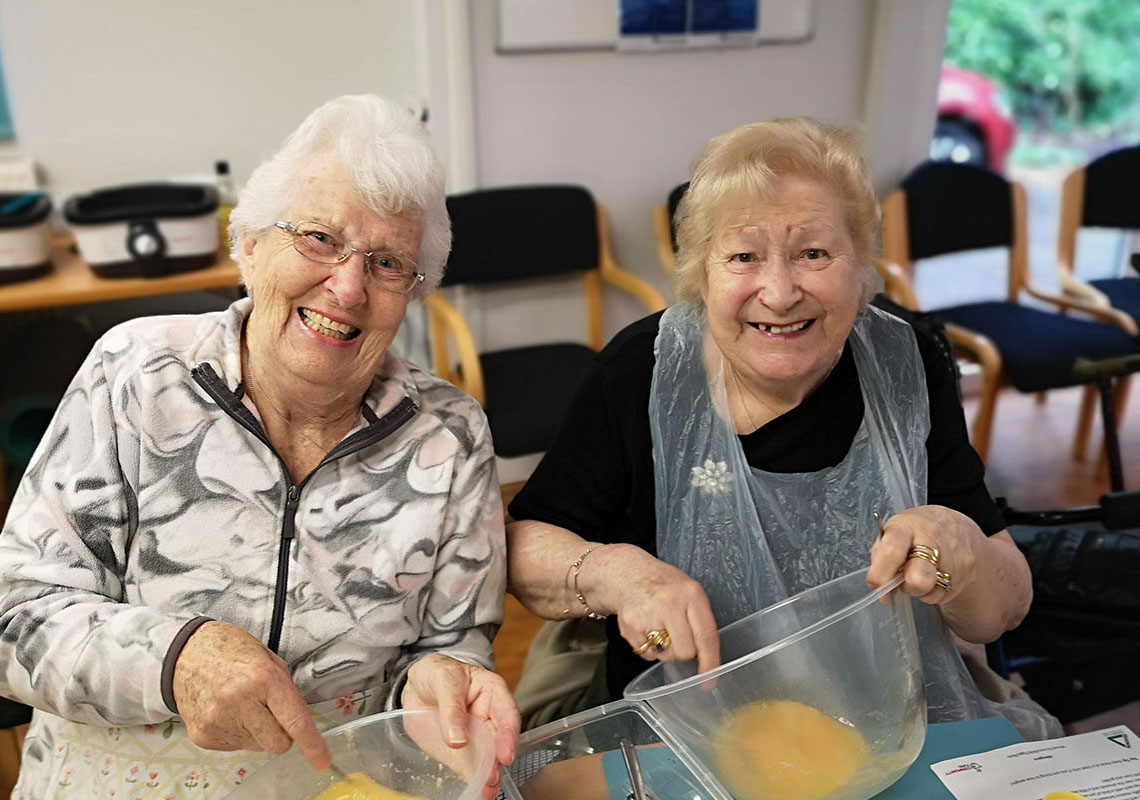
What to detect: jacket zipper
<box><xmin>267</xmin><ymin>484</ymin><xmax>300</xmax><ymax>653</ymax></box>
<box><xmin>191</xmin><ymin>364</ymin><xmax>417</xmax><ymax>653</ymax></box>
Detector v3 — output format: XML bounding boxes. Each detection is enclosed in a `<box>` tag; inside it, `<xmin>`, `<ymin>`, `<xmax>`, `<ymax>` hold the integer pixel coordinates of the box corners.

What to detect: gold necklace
<box><xmin>729</xmin><ymin>365</ymin><xmax>759</xmax><ymax>433</ymax></box>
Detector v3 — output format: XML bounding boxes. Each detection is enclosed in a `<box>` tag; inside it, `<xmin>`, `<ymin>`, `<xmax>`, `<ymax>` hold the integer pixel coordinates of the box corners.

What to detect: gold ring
<box><xmin>907</xmin><ymin>544</ymin><xmax>940</xmax><ymax>567</ymax></box>
<box><xmin>935</xmin><ymin>570</ymin><xmax>952</xmax><ymax>592</ymax></box>
<box><xmin>632</xmin><ymin>629</ymin><xmax>671</xmax><ymax>656</ymax></box>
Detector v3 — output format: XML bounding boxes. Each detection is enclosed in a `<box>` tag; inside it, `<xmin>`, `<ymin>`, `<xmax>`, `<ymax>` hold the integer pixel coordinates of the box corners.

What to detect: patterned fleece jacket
<box><xmin>0</xmin><ymin>298</ymin><xmax>505</xmax><ymax>796</ymax></box>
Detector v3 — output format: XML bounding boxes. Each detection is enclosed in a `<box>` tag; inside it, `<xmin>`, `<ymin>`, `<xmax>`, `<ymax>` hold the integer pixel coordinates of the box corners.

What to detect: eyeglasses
<box><xmin>275</xmin><ymin>220</ymin><xmax>425</xmax><ymax>294</ymax></box>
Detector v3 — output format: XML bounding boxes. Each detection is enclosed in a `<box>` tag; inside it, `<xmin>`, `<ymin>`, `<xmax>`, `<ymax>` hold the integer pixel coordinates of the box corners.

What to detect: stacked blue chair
<box><xmin>1057</xmin><ymin>144</ymin><xmax>1140</xmax><ymax>335</ymax></box>
<box><xmin>881</xmin><ymin>161</ymin><xmax>1138</xmax><ymax>462</ymax></box>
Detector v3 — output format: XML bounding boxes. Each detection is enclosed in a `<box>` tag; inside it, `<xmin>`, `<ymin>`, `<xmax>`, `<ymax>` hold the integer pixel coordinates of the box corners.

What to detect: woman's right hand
<box><xmin>172</xmin><ymin>620</ymin><xmax>331</xmax><ymax>771</ymax></box>
<box><xmin>586</xmin><ymin>543</ymin><xmax>721</xmax><ymax>674</ymax></box>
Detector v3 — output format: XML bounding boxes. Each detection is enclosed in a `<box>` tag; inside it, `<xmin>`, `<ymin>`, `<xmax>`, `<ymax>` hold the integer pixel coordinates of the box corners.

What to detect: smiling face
<box><xmin>701</xmin><ymin>175</ymin><xmax>867</xmax><ymax>405</ymax></box>
<box><xmin>240</xmin><ymin>155</ymin><xmax>423</xmax><ymax>400</ymax></box>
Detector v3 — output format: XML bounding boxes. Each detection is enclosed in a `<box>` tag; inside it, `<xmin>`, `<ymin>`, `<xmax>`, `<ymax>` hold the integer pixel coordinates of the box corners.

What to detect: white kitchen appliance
<box><xmin>0</xmin><ymin>192</ymin><xmax>52</xmax><ymax>284</ymax></box>
<box><xmin>64</xmin><ymin>183</ymin><xmax>219</xmax><ymax>277</ymax></box>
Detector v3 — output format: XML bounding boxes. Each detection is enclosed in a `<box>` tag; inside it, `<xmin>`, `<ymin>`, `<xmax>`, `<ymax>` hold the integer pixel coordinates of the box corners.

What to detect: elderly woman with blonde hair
<box><xmin>0</xmin><ymin>95</ymin><xmax>518</xmax><ymax>799</ymax></box>
<box><xmin>507</xmin><ymin>117</ymin><xmax>1061</xmax><ymax>740</ymax></box>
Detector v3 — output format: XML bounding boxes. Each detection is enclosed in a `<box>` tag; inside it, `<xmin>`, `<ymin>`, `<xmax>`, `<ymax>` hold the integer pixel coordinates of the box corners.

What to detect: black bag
<box><xmin>0</xmin><ymin>696</ymin><xmax>31</xmax><ymax>729</ymax></box>
<box><xmin>998</xmin><ymin>493</ymin><xmax>1140</xmax><ymax>723</ymax></box>
<box><xmin>870</xmin><ymin>293</ymin><xmax>962</xmax><ymax>399</ymax></box>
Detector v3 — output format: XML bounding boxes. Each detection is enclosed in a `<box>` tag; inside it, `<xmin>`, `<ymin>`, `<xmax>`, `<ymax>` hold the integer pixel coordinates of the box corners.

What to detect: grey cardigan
<box><xmin>0</xmin><ymin>298</ymin><xmax>505</xmax><ymax>796</ymax></box>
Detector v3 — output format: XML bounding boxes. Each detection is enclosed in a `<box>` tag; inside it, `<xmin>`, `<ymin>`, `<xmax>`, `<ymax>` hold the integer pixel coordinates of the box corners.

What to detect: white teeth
<box><xmin>756</xmin><ymin>320</ymin><xmax>810</xmax><ymax>334</ymax></box>
<box><xmin>300</xmin><ymin>308</ymin><xmax>359</xmax><ymax>340</ymax></box>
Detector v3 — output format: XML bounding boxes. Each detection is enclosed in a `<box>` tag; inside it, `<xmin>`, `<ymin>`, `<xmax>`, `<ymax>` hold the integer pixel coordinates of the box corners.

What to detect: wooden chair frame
<box><xmin>1053</xmin><ymin>163</ymin><xmax>1136</xmax><ymax>460</ymax></box>
<box><xmin>1054</xmin><ymin>166</ymin><xmax>1110</xmax><ymax>305</ymax></box>
<box><xmin>652</xmin><ymin>202</ymin><xmax>675</xmax><ymax>274</ymax></box>
<box><xmin>881</xmin><ymin>181</ymin><xmax>1137</xmax><ymax>462</ymax></box>
<box><xmin>0</xmin><ymin>724</ymin><xmax>27</xmax><ymax>798</ymax></box>
<box><xmin>426</xmin><ymin>203</ymin><xmax>666</xmax><ymax>407</ymax></box>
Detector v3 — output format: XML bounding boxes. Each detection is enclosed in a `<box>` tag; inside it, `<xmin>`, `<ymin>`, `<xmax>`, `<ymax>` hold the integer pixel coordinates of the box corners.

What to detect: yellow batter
<box><xmin>712</xmin><ymin>699</ymin><xmax>871</xmax><ymax>800</ymax></box>
<box><xmin>313</xmin><ymin>771</ymin><xmax>429</xmax><ymax>800</ymax></box>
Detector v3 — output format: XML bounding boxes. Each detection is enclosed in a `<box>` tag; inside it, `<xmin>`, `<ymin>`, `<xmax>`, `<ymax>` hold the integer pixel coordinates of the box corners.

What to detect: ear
<box><xmin>236</xmin><ymin>231</ymin><xmax>264</xmax><ymax>288</ymax></box>
<box><xmin>240</xmin><ymin>231</ymin><xmax>259</xmax><ymax>264</ymax></box>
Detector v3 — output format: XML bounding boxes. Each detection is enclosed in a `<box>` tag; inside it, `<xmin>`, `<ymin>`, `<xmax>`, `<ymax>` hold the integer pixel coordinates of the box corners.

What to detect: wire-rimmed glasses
<box><xmin>275</xmin><ymin>220</ymin><xmax>424</xmax><ymax>294</ymax></box>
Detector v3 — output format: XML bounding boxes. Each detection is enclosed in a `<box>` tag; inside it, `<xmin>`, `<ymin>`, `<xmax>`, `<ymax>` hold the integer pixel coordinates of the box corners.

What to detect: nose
<box><xmin>755</xmin><ymin>258</ymin><xmax>803</xmax><ymax>312</ymax></box>
<box><xmin>325</xmin><ymin>251</ymin><xmax>369</xmax><ymax>308</ymax></box>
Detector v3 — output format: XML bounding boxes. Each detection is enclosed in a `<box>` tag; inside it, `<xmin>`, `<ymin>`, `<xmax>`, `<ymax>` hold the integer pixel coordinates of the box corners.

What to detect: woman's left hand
<box><xmin>867</xmin><ymin>505</ymin><xmax>978</xmax><ymax>603</ymax></box>
<box><xmin>866</xmin><ymin>505</ymin><xmax>1032</xmax><ymax>643</ymax></box>
<box><xmin>401</xmin><ymin>654</ymin><xmax>520</xmax><ymax>800</ymax></box>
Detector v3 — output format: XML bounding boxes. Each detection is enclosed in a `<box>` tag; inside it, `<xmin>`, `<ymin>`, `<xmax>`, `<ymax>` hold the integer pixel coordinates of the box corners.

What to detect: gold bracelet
<box><xmin>570</xmin><ymin>547</ymin><xmax>608</xmax><ymax>620</ymax></box>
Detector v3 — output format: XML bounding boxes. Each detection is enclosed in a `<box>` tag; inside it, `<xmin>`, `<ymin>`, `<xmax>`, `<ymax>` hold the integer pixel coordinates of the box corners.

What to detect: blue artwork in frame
<box><xmin>620</xmin><ymin>0</ymin><xmax>687</xmax><ymax>35</ymax></box>
<box><xmin>691</xmin><ymin>0</ymin><xmax>757</xmax><ymax>33</ymax></box>
<box><xmin>620</xmin><ymin>0</ymin><xmax>758</xmax><ymax>37</ymax></box>
<box><xmin>0</xmin><ymin>45</ymin><xmax>13</xmax><ymax>140</ymax></box>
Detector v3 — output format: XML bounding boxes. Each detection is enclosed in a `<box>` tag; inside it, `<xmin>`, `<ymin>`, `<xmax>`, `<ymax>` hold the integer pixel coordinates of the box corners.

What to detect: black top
<box><xmin>508</xmin><ymin>308</ymin><xmax>1005</xmax><ymax>700</ymax></box>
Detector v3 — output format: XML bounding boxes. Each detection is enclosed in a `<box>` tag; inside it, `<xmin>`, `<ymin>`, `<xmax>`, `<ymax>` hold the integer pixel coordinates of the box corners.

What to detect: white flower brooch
<box><xmin>690</xmin><ymin>458</ymin><xmax>734</xmax><ymax>495</ymax></box>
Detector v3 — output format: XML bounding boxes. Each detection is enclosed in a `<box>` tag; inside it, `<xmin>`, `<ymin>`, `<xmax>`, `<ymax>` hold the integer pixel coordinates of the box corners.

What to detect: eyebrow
<box><xmin>301</xmin><ymin>218</ymin><xmax>414</xmax><ymax>256</ymax></box>
<box><xmin>719</xmin><ymin>220</ymin><xmax>840</xmax><ymax>241</ymax></box>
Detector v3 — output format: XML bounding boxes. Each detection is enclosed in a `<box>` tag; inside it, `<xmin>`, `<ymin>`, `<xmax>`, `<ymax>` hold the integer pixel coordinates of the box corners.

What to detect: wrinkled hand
<box><xmin>401</xmin><ymin>654</ymin><xmax>521</xmax><ymax>800</ymax></box>
<box><xmin>172</xmin><ymin>620</ymin><xmax>330</xmax><ymax>770</ymax></box>
<box><xmin>867</xmin><ymin>505</ymin><xmax>984</xmax><ymax>604</ymax></box>
<box><xmin>589</xmin><ymin>543</ymin><xmax>721</xmax><ymax>674</ymax></box>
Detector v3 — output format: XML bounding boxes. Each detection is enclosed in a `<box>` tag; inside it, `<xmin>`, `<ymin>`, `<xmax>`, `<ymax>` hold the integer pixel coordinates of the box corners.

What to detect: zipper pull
<box><xmin>284</xmin><ymin>485</ymin><xmax>299</xmax><ymax>539</ymax></box>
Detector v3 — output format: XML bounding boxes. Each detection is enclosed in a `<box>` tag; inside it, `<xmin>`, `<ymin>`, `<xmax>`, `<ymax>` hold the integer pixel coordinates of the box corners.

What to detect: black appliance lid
<box><xmin>0</xmin><ymin>192</ymin><xmax>52</xmax><ymax>229</ymax></box>
<box><xmin>64</xmin><ymin>183</ymin><xmax>219</xmax><ymax>225</ymax></box>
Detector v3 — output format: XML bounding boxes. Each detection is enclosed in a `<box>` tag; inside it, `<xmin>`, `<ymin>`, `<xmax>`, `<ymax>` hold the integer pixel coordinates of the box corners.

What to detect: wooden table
<box><xmin>0</xmin><ymin>237</ymin><xmax>243</xmax><ymax>506</ymax></box>
<box><xmin>0</xmin><ymin>236</ymin><xmax>242</xmax><ymax>313</ymax></box>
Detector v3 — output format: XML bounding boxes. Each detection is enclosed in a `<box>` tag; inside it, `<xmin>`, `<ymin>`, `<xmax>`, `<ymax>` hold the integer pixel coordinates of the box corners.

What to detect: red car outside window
<box><xmin>932</xmin><ymin>64</ymin><xmax>1017</xmax><ymax>174</ymax></box>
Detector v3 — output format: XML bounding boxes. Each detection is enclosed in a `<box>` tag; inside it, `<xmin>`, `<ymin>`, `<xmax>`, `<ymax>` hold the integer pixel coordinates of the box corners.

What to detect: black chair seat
<box><xmin>935</xmin><ymin>301</ymin><xmax>1138</xmax><ymax>393</ymax></box>
<box><xmin>1090</xmin><ymin>277</ymin><xmax>1140</xmax><ymax>327</ymax></box>
<box><xmin>480</xmin><ymin>343</ymin><xmax>597</xmax><ymax>458</ymax></box>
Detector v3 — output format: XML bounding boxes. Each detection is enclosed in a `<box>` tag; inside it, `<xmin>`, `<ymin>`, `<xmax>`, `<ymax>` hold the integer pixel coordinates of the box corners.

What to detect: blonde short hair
<box><xmin>672</xmin><ymin>117</ymin><xmax>880</xmax><ymax>308</ymax></box>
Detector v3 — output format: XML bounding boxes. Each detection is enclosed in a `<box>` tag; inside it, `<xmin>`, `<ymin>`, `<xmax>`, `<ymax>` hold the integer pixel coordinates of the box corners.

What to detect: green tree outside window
<box><xmin>946</xmin><ymin>0</ymin><xmax>1140</xmax><ymax>164</ymax></box>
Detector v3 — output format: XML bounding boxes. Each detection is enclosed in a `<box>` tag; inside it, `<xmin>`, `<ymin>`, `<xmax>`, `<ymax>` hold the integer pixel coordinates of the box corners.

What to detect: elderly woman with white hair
<box><xmin>0</xmin><ymin>95</ymin><xmax>518</xmax><ymax>799</ymax></box>
<box><xmin>507</xmin><ymin>117</ymin><xmax>1062</xmax><ymax>741</ymax></box>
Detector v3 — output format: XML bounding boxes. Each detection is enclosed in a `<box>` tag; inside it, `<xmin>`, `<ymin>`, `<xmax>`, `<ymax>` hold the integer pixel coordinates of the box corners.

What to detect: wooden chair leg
<box><xmin>971</xmin><ymin>373</ymin><xmax>1001</xmax><ymax>463</ymax></box>
<box><xmin>1071</xmin><ymin>384</ymin><xmax>1099</xmax><ymax>461</ymax></box>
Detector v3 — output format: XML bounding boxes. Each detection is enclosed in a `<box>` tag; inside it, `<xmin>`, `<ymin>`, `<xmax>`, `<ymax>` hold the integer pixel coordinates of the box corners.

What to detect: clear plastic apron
<box><xmin>649</xmin><ymin>303</ymin><xmax>1061</xmax><ymax>740</ymax></box>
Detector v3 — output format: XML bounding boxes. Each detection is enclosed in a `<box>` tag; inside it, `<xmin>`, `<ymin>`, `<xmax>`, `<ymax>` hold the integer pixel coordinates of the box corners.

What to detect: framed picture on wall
<box><xmin>0</xmin><ymin>46</ymin><xmax>13</xmax><ymax>140</ymax></box>
<box><xmin>496</xmin><ymin>0</ymin><xmax>813</xmax><ymax>53</ymax></box>
<box><xmin>619</xmin><ymin>0</ymin><xmax>758</xmax><ymax>50</ymax></box>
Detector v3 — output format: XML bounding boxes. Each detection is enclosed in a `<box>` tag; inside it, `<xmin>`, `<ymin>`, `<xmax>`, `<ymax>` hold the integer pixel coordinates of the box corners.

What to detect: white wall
<box><xmin>0</xmin><ymin>0</ymin><xmax>422</xmax><ymax>197</ymax></box>
<box><xmin>0</xmin><ymin>0</ymin><xmax>438</xmax><ymax>356</ymax></box>
<box><xmin>461</xmin><ymin>0</ymin><xmax>947</xmax><ymax>351</ymax></box>
<box><xmin>863</xmin><ymin>0</ymin><xmax>950</xmax><ymax>194</ymax></box>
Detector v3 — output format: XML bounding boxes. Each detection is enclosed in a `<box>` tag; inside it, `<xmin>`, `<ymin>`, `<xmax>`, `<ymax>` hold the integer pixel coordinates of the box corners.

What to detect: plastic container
<box><xmin>0</xmin><ymin>191</ymin><xmax>52</xmax><ymax>283</ymax></box>
<box><xmin>501</xmin><ymin>698</ymin><xmax>731</xmax><ymax>800</ymax></box>
<box><xmin>624</xmin><ymin>569</ymin><xmax>926</xmax><ymax>800</ymax></box>
<box><xmin>63</xmin><ymin>182</ymin><xmax>219</xmax><ymax>278</ymax></box>
<box><xmin>225</xmin><ymin>707</ymin><xmax>495</xmax><ymax>800</ymax></box>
